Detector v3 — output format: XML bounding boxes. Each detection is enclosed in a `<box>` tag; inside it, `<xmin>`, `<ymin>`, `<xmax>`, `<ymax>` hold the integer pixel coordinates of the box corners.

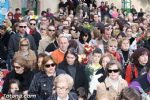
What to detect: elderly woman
<box><xmin>125</xmin><ymin>47</ymin><xmax>150</xmax><ymax>84</ymax></box>
<box><xmin>97</xmin><ymin>60</ymin><xmax>128</xmax><ymax>99</ymax></box>
<box><xmin>28</xmin><ymin>56</ymin><xmax>65</xmax><ymax>100</ymax></box>
<box><xmin>47</xmin><ymin>74</ymin><xmax>78</xmax><ymax>100</ymax></box>
<box><xmin>14</xmin><ymin>38</ymin><xmax>37</xmax><ymax>70</ymax></box>
<box><xmin>2</xmin><ymin>55</ymin><xmax>34</xmax><ymax>94</ymax></box>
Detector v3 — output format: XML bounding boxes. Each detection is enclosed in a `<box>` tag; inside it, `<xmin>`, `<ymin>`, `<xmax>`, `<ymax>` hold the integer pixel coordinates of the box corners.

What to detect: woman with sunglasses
<box><xmin>28</xmin><ymin>56</ymin><xmax>65</xmax><ymax>100</ymax></box>
<box><xmin>58</xmin><ymin>47</ymin><xmax>88</xmax><ymax>96</ymax></box>
<box><xmin>97</xmin><ymin>60</ymin><xmax>128</xmax><ymax>99</ymax></box>
<box><xmin>2</xmin><ymin>55</ymin><xmax>34</xmax><ymax>95</ymax></box>
<box><xmin>14</xmin><ymin>38</ymin><xmax>37</xmax><ymax>70</ymax></box>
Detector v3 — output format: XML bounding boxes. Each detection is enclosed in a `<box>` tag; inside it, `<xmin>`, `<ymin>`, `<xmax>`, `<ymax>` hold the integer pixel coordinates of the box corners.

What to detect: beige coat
<box><xmin>97</xmin><ymin>76</ymin><xmax>128</xmax><ymax>100</ymax></box>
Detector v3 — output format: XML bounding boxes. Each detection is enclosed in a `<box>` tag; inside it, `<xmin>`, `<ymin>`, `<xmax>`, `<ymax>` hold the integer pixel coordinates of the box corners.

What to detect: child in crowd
<box><xmin>8</xmin><ymin>79</ymin><xmax>20</xmax><ymax>95</ymax></box>
<box><xmin>85</xmin><ymin>48</ymin><xmax>105</xmax><ymax>94</ymax></box>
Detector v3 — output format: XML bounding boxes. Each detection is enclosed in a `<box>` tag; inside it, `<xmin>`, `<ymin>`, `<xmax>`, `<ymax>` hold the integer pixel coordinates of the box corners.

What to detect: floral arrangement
<box><xmin>84</xmin><ymin>44</ymin><xmax>95</xmax><ymax>55</ymax></box>
<box><xmin>78</xmin><ymin>44</ymin><xmax>95</xmax><ymax>64</ymax></box>
<box><xmin>78</xmin><ymin>54</ymin><xmax>88</xmax><ymax>64</ymax></box>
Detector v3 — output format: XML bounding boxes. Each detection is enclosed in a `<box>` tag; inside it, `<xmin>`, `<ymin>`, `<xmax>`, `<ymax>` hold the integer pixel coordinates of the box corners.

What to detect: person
<box><xmin>2</xmin><ymin>55</ymin><xmax>34</xmax><ymax>94</ymax></box>
<box><xmin>38</xmin><ymin>25</ymin><xmax>50</xmax><ymax>54</ymax></box>
<box><xmin>125</xmin><ymin>47</ymin><xmax>150</xmax><ymax>84</ymax></box>
<box><xmin>8</xmin><ymin>20</ymin><xmax>37</xmax><ymax>59</ymax></box>
<box><xmin>58</xmin><ymin>47</ymin><xmax>88</xmax><ymax>95</ymax></box>
<box><xmin>85</xmin><ymin>48</ymin><xmax>105</xmax><ymax>94</ymax></box>
<box><xmin>28</xmin><ymin>56</ymin><xmax>65</xmax><ymax>100</ymax></box>
<box><xmin>97</xmin><ymin>60</ymin><xmax>128</xmax><ymax>99</ymax></box>
<box><xmin>106</xmin><ymin>38</ymin><xmax>121</xmax><ymax>63</ymax></box>
<box><xmin>0</xmin><ymin>25</ymin><xmax>11</xmax><ymax>65</ymax></box>
<box><xmin>77</xmin><ymin>28</ymin><xmax>92</xmax><ymax>54</ymax></box>
<box><xmin>51</xmin><ymin>35</ymin><xmax>69</xmax><ymax>64</ymax></box>
<box><xmin>118</xmin><ymin>37</ymin><xmax>133</xmax><ymax>69</ymax></box>
<box><xmin>28</xmin><ymin>19</ymin><xmax>41</xmax><ymax>49</ymax></box>
<box><xmin>100</xmin><ymin>24</ymin><xmax>112</xmax><ymax>52</ymax></box>
<box><xmin>118</xmin><ymin>87</ymin><xmax>142</xmax><ymax>100</ymax></box>
<box><xmin>8</xmin><ymin>79</ymin><xmax>20</xmax><ymax>95</ymax></box>
<box><xmin>47</xmin><ymin>74</ymin><xmax>78</xmax><ymax>100</ymax></box>
<box><xmin>13</xmin><ymin>38</ymin><xmax>37</xmax><ymax>70</ymax></box>
<box><xmin>37</xmin><ymin>53</ymin><xmax>47</xmax><ymax>71</ymax></box>
<box><xmin>130</xmin><ymin>62</ymin><xmax>150</xmax><ymax>94</ymax></box>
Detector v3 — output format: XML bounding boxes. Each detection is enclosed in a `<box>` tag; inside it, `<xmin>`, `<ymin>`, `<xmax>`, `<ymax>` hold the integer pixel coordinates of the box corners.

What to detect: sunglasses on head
<box><xmin>108</xmin><ymin>69</ymin><xmax>119</xmax><ymax>73</ymax></box>
<box><xmin>19</xmin><ymin>26</ymin><xmax>27</xmax><ymax>28</ymax></box>
<box><xmin>45</xmin><ymin>63</ymin><xmax>56</xmax><ymax>68</ymax></box>
<box><xmin>30</xmin><ymin>23</ymin><xmax>36</xmax><ymax>26</ymax></box>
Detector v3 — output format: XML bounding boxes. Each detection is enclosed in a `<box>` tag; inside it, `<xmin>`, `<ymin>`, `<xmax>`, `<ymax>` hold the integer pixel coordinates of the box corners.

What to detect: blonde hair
<box><xmin>107</xmin><ymin>38</ymin><xmax>118</xmax><ymax>47</ymax></box>
<box><xmin>54</xmin><ymin>74</ymin><xmax>74</xmax><ymax>91</ymax></box>
<box><xmin>118</xmin><ymin>37</ymin><xmax>130</xmax><ymax>48</ymax></box>
<box><xmin>19</xmin><ymin>38</ymin><xmax>30</xmax><ymax>50</ymax></box>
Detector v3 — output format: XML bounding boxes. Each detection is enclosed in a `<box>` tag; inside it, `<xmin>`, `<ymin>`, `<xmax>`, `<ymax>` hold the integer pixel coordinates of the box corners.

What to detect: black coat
<box><xmin>28</xmin><ymin>69</ymin><xmax>65</xmax><ymax>100</ymax></box>
<box><xmin>31</xmin><ymin>30</ymin><xmax>41</xmax><ymax>49</ymax></box>
<box><xmin>0</xmin><ymin>31</ymin><xmax>11</xmax><ymax>60</ymax></box>
<box><xmin>58</xmin><ymin>61</ymin><xmax>88</xmax><ymax>94</ymax></box>
<box><xmin>2</xmin><ymin>69</ymin><xmax>34</xmax><ymax>94</ymax></box>
<box><xmin>45</xmin><ymin>40</ymin><xmax>58</xmax><ymax>52</ymax></box>
<box><xmin>8</xmin><ymin>32</ymin><xmax>37</xmax><ymax>58</ymax></box>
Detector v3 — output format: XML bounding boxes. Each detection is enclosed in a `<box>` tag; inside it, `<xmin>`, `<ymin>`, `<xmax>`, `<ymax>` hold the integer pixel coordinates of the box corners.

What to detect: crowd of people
<box><xmin>0</xmin><ymin>0</ymin><xmax>150</xmax><ymax>100</ymax></box>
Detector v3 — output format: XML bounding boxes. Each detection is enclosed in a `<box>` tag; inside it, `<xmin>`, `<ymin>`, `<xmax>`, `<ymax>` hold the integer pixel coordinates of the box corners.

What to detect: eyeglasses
<box><xmin>19</xmin><ymin>26</ymin><xmax>27</xmax><ymax>28</ymax></box>
<box><xmin>45</xmin><ymin>63</ymin><xmax>56</xmax><ymax>68</ymax></box>
<box><xmin>49</xmin><ymin>29</ymin><xmax>55</xmax><ymax>32</ymax></box>
<box><xmin>14</xmin><ymin>66</ymin><xmax>21</xmax><ymax>69</ymax></box>
<box><xmin>30</xmin><ymin>23</ymin><xmax>36</xmax><ymax>26</ymax></box>
<box><xmin>108</xmin><ymin>69</ymin><xmax>119</xmax><ymax>73</ymax></box>
<box><xmin>21</xmin><ymin>44</ymin><xmax>28</xmax><ymax>46</ymax></box>
<box><xmin>56</xmin><ymin>86</ymin><xmax>68</xmax><ymax>91</ymax></box>
<box><xmin>8</xmin><ymin>15</ymin><xmax>12</xmax><ymax>16</ymax></box>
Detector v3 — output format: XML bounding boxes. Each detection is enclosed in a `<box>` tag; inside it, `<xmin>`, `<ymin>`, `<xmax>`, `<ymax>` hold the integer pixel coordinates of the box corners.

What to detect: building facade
<box><xmin>9</xmin><ymin>0</ymin><xmax>150</xmax><ymax>15</ymax></box>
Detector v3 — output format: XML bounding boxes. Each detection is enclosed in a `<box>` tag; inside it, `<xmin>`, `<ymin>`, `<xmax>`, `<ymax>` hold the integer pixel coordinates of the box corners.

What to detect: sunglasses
<box><xmin>45</xmin><ymin>63</ymin><xmax>56</xmax><ymax>68</ymax></box>
<box><xmin>14</xmin><ymin>66</ymin><xmax>21</xmax><ymax>69</ymax></box>
<box><xmin>41</xmin><ymin>28</ymin><xmax>46</xmax><ymax>30</ymax></box>
<box><xmin>21</xmin><ymin>44</ymin><xmax>28</xmax><ymax>46</ymax></box>
<box><xmin>19</xmin><ymin>26</ymin><xmax>27</xmax><ymax>28</ymax></box>
<box><xmin>30</xmin><ymin>23</ymin><xmax>36</xmax><ymax>26</ymax></box>
<box><xmin>108</xmin><ymin>69</ymin><xmax>119</xmax><ymax>73</ymax></box>
<box><xmin>49</xmin><ymin>29</ymin><xmax>55</xmax><ymax>32</ymax></box>
<box><xmin>84</xmin><ymin>34</ymin><xmax>88</xmax><ymax>37</ymax></box>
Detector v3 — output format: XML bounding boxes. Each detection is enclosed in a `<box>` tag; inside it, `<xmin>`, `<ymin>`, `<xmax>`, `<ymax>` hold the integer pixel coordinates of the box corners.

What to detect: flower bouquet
<box><xmin>78</xmin><ymin>54</ymin><xmax>88</xmax><ymax>64</ymax></box>
<box><xmin>84</xmin><ymin>44</ymin><xmax>95</xmax><ymax>56</ymax></box>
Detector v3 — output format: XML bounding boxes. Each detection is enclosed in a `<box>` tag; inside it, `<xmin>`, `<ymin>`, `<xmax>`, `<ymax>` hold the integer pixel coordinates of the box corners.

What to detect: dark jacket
<box><xmin>28</xmin><ymin>69</ymin><xmax>65</xmax><ymax>100</ymax></box>
<box><xmin>45</xmin><ymin>40</ymin><xmax>58</xmax><ymax>52</ymax></box>
<box><xmin>2</xmin><ymin>69</ymin><xmax>34</xmax><ymax>94</ymax></box>
<box><xmin>8</xmin><ymin>32</ymin><xmax>37</xmax><ymax>58</ymax></box>
<box><xmin>0</xmin><ymin>31</ymin><xmax>11</xmax><ymax>60</ymax></box>
<box><xmin>58</xmin><ymin>61</ymin><xmax>88</xmax><ymax>94</ymax></box>
<box><xmin>31</xmin><ymin>30</ymin><xmax>41</xmax><ymax>49</ymax></box>
<box><xmin>47</xmin><ymin>92</ymin><xmax>78</xmax><ymax>100</ymax></box>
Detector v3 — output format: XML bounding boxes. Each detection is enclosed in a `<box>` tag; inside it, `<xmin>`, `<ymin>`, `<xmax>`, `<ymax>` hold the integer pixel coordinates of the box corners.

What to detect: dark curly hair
<box><xmin>130</xmin><ymin>47</ymin><xmax>150</xmax><ymax>66</ymax></box>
